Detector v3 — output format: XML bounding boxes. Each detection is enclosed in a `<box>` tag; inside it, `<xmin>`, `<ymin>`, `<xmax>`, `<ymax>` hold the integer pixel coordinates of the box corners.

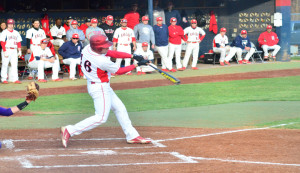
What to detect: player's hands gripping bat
<box><xmin>149</xmin><ymin>65</ymin><xmax>180</xmax><ymax>85</ymax></box>
<box><xmin>26</xmin><ymin>82</ymin><xmax>40</xmax><ymax>101</ymax></box>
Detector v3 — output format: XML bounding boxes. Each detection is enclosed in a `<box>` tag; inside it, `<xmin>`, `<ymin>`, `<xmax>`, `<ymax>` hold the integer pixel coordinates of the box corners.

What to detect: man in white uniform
<box><xmin>0</xmin><ymin>19</ymin><xmax>22</xmax><ymax>84</ymax></box>
<box><xmin>50</xmin><ymin>18</ymin><xmax>66</xmax><ymax>47</ymax></box>
<box><xmin>28</xmin><ymin>39</ymin><xmax>62</xmax><ymax>82</ymax></box>
<box><xmin>134</xmin><ymin>42</ymin><xmax>156</xmax><ymax>75</ymax></box>
<box><xmin>26</xmin><ymin>19</ymin><xmax>46</xmax><ymax>55</ymax></box>
<box><xmin>113</xmin><ymin>18</ymin><xmax>136</xmax><ymax>75</ymax></box>
<box><xmin>60</xmin><ymin>34</ymin><xmax>151</xmax><ymax>148</ymax></box>
<box><xmin>213</xmin><ymin>27</ymin><xmax>237</xmax><ymax>66</ymax></box>
<box><xmin>182</xmin><ymin>19</ymin><xmax>206</xmax><ymax>70</ymax></box>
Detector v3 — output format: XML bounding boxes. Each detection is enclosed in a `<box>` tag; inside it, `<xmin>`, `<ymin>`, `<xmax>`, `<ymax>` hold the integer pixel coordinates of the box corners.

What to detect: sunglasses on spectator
<box><xmin>72</xmin><ymin>38</ymin><xmax>79</xmax><ymax>39</ymax></box>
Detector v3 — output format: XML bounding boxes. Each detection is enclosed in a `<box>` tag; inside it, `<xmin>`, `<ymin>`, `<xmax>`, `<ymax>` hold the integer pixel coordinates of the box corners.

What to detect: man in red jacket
<box><xmin>258</xmin><ymin>25</ymin><xmax>280</xmax><ymax>60</ymax></box>
<box><xmin>168</xmin><ymin>17</ymin><xmax>185</xmax><ymax>71</ymax></box>
<box><xmin>79</xmin><ymin>18</ymin><xmax>91</xmax><ymax>36</ymax></box>
<box><xmin>124</xmin><ymin>4</ymin><xmax>140</xmax><ymax>30</ymax></box>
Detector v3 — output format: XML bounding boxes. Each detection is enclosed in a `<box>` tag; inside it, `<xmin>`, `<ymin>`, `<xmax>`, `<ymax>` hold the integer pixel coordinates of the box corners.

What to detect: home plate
<box><xmin>81</xmin><ymin>150</ymin><xmax>117</xmax><ymax>155</ymax></box>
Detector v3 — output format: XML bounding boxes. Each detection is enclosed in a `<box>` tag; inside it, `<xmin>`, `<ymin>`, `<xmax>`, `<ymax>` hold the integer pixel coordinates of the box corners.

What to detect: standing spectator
<box><xmin>0</xmin><ymin>21</ymin><xmax>6</xmax><ymax>51</ymax></box>
<box><xmin>213</xmin><ymin>27</ymin><xmax>237</xmax><ymax>66</ymax></box>
<box><xmin>63</xmin><ymin>16</ymin><xmax>73</xmax><ymax>32</ymax></box>
<box><xmin>66</xmin><ymin>20</ymin><xmax>85</xmax><ymax>43</ymax></box>
<box><xmin>258</xmin><ymin>25</ymin><xmax>280</xmax><ymax>60</ymax></box>
<box><xmin>100</xmin><ymin>15</ymin><xmax>117</xmax><ymax>48</ymax></box>
<box><xmin>165</xmin><ymin>1</ymin><xmax>181</xmax><ymax>26</ymax></box>
<box><xmin>124</xmin><ymin>3</ymin><xmax>140</xmax><ymax>30</ymax></box>
<box><xmin>85</xmin><ymin>18</ymin><xmax>105</xmax><ymax>45</ymax></box>
<box><xmin>182</xmin><ymin>19</ymin><xmax>206</xmax><ymax>70</ymax></box>
<box><xmin>134</xmin><ymin>16</ymin><xmax>155</xmax><ymax>52</ymax></box>
<box><xmin>101</xmin><ymin>17</ymin><xmax>106</xmax><ymax>24</ymax></box>
<box><xmin>58</xmin><ymin>33</ymin><xmax>83</xmax><ymax>80</ymax></box>
<box><xmin>134</xmin><ymin>42</ymin><xmax>156</xmax><ymax>75</ymax></box>
<box><xmin>168</xmin><ymin>17</ymin><xmax>185</xmax><ymax>71</ymax></box>
<box><xmin>28</xmin><ymin>39</ymin><xmax>62</xmax><ymax>83</ymax></box>
<box><xmin>231</xmin><ymin>30</ymin><xmax>255</xmax><ymax>64</ymax></box>
<box><xmin>50</xmin><ymin>18</ymin><xmax>66</xmax><ymax>47</ymax></box>
<box><xmin>113</xmin><ymin>19</ymin><xmax>136</xmax><ymax>75</ymax></box>
<box><xmin>26</xmin><ymin>19</ymin><xmax>46</xmax><ymax>54</ymax></box>
<box><xmin>146</xmin><ymin>0</ymin><xmax>165</xmax><ymax>25</ymax></box>
<box><xmin>153</xmin><ymin>17</ymin><xmax>174</xmax><ymax>72</ymax></box>
<box><xmin>0</xmin><ymin>19</ymin><xmax>22</xmax><ymax>84</ymax></box>
<box><xmin>79</xmin><ymin>18</ymin><xmax>91</xmax><ymax>36</ymax></box>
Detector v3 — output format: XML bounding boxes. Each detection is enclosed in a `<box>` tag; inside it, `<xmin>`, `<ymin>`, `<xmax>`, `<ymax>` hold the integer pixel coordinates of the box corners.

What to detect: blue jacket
<box><xmin>153</xmin><ymin>24</ymin><xmax>169</xmax><ymax>47</ymax></box>
<box><xmin>165</xmin><ymin>9</ymin><xmax>181</xmax><ymax>26</ymax></box>
<box><xmin>58</xmin><ymin>41</ymin><xmax>83</xmax><ymax>59</ymax></box>
<box><xmin>231</xmin><ymin>35</ymin><xmax>251</xmax><ymax>49</ymax></box>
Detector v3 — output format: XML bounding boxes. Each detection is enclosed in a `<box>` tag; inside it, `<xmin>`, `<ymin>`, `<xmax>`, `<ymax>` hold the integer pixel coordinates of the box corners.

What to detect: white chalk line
<box><xmin>154</xmin><ymin>122</ymin><xmax>296</xmax><ymax>142</ymax></box>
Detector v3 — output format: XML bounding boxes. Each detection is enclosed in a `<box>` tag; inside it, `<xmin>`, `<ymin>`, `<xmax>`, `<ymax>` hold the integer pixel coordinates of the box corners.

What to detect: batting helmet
<box><xmin>7</xmin><ymin>19</ymin><xmax>15</xmax><ymax>25</ymax></box>
<box><xmin>90</xmin><ymin>34</ymin><xmax>113</xmax><ymax>51</ymax></box>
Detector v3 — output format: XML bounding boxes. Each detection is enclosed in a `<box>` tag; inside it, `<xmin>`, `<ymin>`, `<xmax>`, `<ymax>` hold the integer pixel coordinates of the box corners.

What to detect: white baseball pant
<box><xmin>156</xmin><ymin>45</ymin><xmax>172</xmax><ymax>70</ymax></box>
<box><xmin>135</xmin><ymin>61</ymin><xmax>156</xmax><ymax>72</ymax></box>
<box><xmin>51</xmin><ymin>39</ymin><xmax>65</xmax><ymax>47</ymax></box>
<box><xmin>66</xmin><ymin>82</ymin><xmax>140</xmax><ymax>140</ymax></box>
<box><xmin>235</xmin><ymin>47</ymin><xmax>255</xmax><ymax>61</ymax></box>
<box><xmin>1</xmin><ymin>49</ymin><xmax>19</xmax><ymax>82</ymax></box>
<box><xmin>115</xmin><ymin>44</ymin><xmax>132</xmax><ymax>69</ymax></box>
<box><xmin>213</xmin><ymin>46</ymin><xmax>237</xmax><ymax>62</ymax></box>
<box><xmin>261</xmin><ymin>45</ymin><xmax>281</xmax><ymax>57</ymax></box>
<box><xmin>183</xmin><ymin>42</ymin><xmax>200</xmax><ymax>68</ymax></box>
<box><xmin>28</xmin><ymin>58</ymin><xmax>60</xmax><ymax>80</ymax></box>
<box><xmin>63</xmin><ymin>58</ymin><xmax>81</xmax><ymax>79</ymax></box>
<box><xmin>168</xmin><ymin>43</ymin><xmax>182</xmax><ymax>69</ymax></box>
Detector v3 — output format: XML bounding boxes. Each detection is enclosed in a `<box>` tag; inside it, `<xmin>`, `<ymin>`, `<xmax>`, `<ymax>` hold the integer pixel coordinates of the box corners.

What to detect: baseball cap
<box><xmin>241</xmin><ymin>30</ymin><xmax>247</xmax><ymax>34</ymax></box>
<box><xmin>191</xmin><ymin>19</ymin><xmax>197</xmax><ymax>24</ymax></box>
<box><xmin>7</xmin><ymin>19</ymin><xmax>15</xmax><ymax>24</ymax></box>
<box><xmin>142</xmin><ymin>42</ymin><xmax>148</xmax><ymax>47</ymax></box>
<box><xmin>121</xmin><ymin>18</ymin><xmax>127</xmax><ymax>23</ymax></box>
<box><xmin>142</xmin><ymin>16</ymin><xmax>149</xmax><ymax>21</ymax></box>
<box><xmin>67</xmin><ymin>16</ymin><xmax>73</xmax><ymax>20</ymax></box>
<box><xmin>90</xmin><ymin>34</ymin><xmax>113</xmax><ymax>50</ymax></box>
<box><xmin>170</xmin><ymin>17</ymin><xmax>177</xmax><ymax>23</ymax></box>
<box><xmin>266</xmin><ymin>25</ymin><xmax>272</xmax><ymax>29</ymax></box>
<box><xmin>72</xmin><ymin>33</ymin><xmax>79</xmax><ymax>39</ymax></box>
<box><xmin>85</xmin><ymin>18</ymin><xmax>91</xmax><ymax>22</ymax></box>
<box><xmin>71</xmin><ymin>20</ymin><xmax>78</xmax><ymax>25</ymax></box>
<box><xmin>107</xmin><ymin>15</ymin><xmax>113</xmax><ymax>20</ymax></box>
<box><xmin>40</xmin><ymin>39</ymin><xmax>49</xmax><ymax>44</ymax></box>
<box><xmin>156</xmin><ymin>17</ymin><xmax>163</xmax><ymax>21</ymax></box>
<box><xmin>91</xmin><ymin>18</ymin><xmax>98</xmax><ymax>23</ymax></box>
<box><xmin>220</xmin><ymin>27</ymin><xmax>227</xmax><ymax>32</ymax></box>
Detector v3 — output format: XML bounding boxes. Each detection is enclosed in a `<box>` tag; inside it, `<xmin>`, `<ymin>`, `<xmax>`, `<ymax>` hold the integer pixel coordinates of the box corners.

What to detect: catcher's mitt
<box><xmin>26</xmin><ymin>82</ymin><xmax>40</xmax><ymax>101</ymax></box>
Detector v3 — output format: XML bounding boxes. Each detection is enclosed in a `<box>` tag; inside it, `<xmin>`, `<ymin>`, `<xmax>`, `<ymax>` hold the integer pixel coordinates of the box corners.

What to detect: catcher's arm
<box><xmin>0</xmin><ymin>100</ymin><xmax>31</xmax><ymax>116</ymax></box>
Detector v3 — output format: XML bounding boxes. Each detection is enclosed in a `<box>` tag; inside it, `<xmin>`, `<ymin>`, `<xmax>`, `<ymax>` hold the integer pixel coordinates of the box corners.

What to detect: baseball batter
<box><xmin>113</xmin><ymin>18</ymin><xmax>136</xmax><ymax>75</ymax></box>
<box><xmin>26</xmin><ymin>19</ymin><xmax>46</xmax><ymax>55</ymax></box>
<box><xmin>0</xmin><ymin>19</ymin><xmax>22</xmax><ymax>84</ymax></box>
<box><xmin>183</xmin><ymin>19</ymin><xmax>206</xmax><ymax>70</ymax></box>
<box><xmin>60</xmin><ymin>34</ymin><xmax>151</xmax><ymax>148</ymax></box>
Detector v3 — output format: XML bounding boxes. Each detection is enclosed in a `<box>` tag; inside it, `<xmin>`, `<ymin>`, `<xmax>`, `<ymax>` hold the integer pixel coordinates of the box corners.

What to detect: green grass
<box><xmin>256</xmin><ymin>117</ymin><xmax>300</xmax><ymax>129</ymax></box>
<box><xmin>291</xmin><ymin>56</ymin><xmax>300</xmax><ymax>60</ymax></box>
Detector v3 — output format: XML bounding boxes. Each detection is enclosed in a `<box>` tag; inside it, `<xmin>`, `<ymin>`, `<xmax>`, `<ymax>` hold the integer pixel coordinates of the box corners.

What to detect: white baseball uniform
<box><xmin>26</xmin><ymin>28</ymin><xmax>46</xmax><ymax>53</ymax></box>
<box><xmin>183</xmin><ymin>26</ymin><xmax>206</xmax><ymax>68</ymax></box>
<box><xmin>50</xmin><ymin>25</ymin><xmax>66</xmax><ymax>47</ymax></box>
<box><xmin>0</xmin><ymin>29</ymin><xmax>22</xmax><ymax>82</ymax></box>
<box><xmin>213</xmin><ymin>34</ymin><xmax>237</xmax><ymax>62</ymax></box>
<box><xmin>134</xmin><ymin>49</ymin><xmax>156</xmax><ymax>72</ymax></box>
<box><xmin>113</xmin><ymin>27</ymin><xmax>135</xmax><ymax>68</ymax></box>
<box><xmin>65</xmin><ymin>45</ymin><xmax>140</xmax><ymax>141</ymax></box>
<box><xmin>28</xmin><ymin>47</ymin><xmax>60</xmax><ymax>80</ymax></box>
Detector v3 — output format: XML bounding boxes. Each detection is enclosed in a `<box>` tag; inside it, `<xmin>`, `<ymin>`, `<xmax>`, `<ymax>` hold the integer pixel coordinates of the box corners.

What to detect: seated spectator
<box><xmin>58</xmin><ymin>33</ymin><xmax>83</xmax><ymax>80</ymax></box>
<box><xmin>258</xmin><ymin>25</ymin><xmax>280</xmax><ymax>60</ymax></box>
<box><xmin>66</xmin><ymin>20</ymin><xmax>85</xmax><ymax>43</ymax></box>
<box><xmin>85</xmin><ymin>18</ymin><xmax>105</xmax><ymax>45</ymax></box>
<box><xmin>63</xmin><ymin>16</ymin><xmax>73</xmax><ymax>32</ymax></box>
<box><xmin>28</xmin><ymin>39</ymin><xmax>62</xmax><ymax>83</ymax></box>
<box><xmin>134</xmin><ymin>42</ymin><xmax>156</xmax><ymax>75</ymax></box>
<box><xmin>50</xmin><ymin>18</ymin><xmax>66</xmax><ymax>47</ymax></box>
<box><xmin>213</xmin><ymin>27</ymin><xmax>237</xmax><ymax>66</ymax></box>
<box><xmin>79</xmin><ymin>18</ymin><xmax>91</xmax><ymax>36</ymax></box>
<box><xmin>231</xmin><ymin>30</ymin><xmax>255</xmax><ymax>64</ymax></box>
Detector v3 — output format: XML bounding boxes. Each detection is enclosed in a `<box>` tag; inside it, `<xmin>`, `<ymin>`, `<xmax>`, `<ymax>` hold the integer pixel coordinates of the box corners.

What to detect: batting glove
<box><xmin>133</xmin><ymin>54</ymin><xmax>144</xmax><ymax>62</ymax></box>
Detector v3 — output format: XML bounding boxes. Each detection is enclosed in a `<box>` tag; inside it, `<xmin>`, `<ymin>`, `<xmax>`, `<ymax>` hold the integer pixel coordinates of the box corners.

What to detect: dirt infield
<box><xmin>1</xmin><ymin>68</ymin><xmax>300</xmax><ymax>99</ymax></box>
<box><xmin>0</xmin><ymin>126</ymin><xmax>299</xmax><ymax>172</ymax></box>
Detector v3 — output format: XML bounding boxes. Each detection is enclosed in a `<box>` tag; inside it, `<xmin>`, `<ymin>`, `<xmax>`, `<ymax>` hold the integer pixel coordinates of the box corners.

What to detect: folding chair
<box><xmin>250</xmin><ymin>42</ymin><xmax>264</xmax><ymax>63</ymax></box>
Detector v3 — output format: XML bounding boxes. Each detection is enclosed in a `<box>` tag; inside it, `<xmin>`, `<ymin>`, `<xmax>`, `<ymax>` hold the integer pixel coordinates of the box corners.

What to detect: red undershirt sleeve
<box><xmin>106</xmin><ymin>50</ymin><xmax>132</xmax><ymax>59</ymax></box>
<box><xmin>115</xmin><ymin>65</ymin><xmax>136</xmax><ymax>75</ymax></box>
<box><xmin>1</xmin><ymin>41</ymin><xmax>6</xmax><ymax>51</ymax></box>
<box><xmin>200</xmin><ymin>34</ymin><xmax>206</xmax><ymax>41</ymax></box>
<box><xmin>17</xmin><ymin>42</ymin><xmax>21</xmax><ymax>48</ymax></box>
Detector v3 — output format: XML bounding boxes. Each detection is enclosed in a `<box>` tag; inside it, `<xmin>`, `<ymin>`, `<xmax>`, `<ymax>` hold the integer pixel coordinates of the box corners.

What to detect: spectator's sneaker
<box><xmin>126</xmin><ymin>72</ymin><xmax>133</xmax><ymax>75</ymax></box>
<box><xmin>238</xmin><ymin>60</ymin><xmax>243</xmax><ymax>64</ymax></box>
<box><xmin>224</xmin><ymin>61</ymin><xmax>230</xmax><ymax>65</ymax></box>
<box><xmin>182</xmin><ymin>67</ymin><xmax>186</xmax><ymax>70</ymax></box>
<box><xmin>137</xmin><ymin>71</ymin><xmax>142</xmax><ymax>75</ymax></box>
<box><xmin>161</xmin><ymin>69</ymin><xmax>170</xmax><ymax>72</ymax></box>
<box><xmin>264</xmin><ymin>56</ymin><xmax>268</xmax><ymax>60</ymax></box>
<box><xmin>170</xmin><ymin>69</ymin><xmax>177</xmax><ymax>72</ymax></box>
<box><xmin>243</xmin><ymin>60</ymin><xmax>251</xmax><ymax>64</ymax></box>
<box><xmin>38</xmin><ymin>79</ymin><xmax>47</xmax><ymax>83</ymax></box>
<box><xmin>28</xmin><ymin>76</ymin><xmax>33</xmax><ymax>80</ymax></box>
<box><xmin>177</xmin><ymin>68</ymin><xmax>185</xmax><ymax>71</ymax></box>
<box><xmin>192</xmin><ymin>67</ymin><xmax>199</xmax><ymax>70</ymax></box>
<box><xmin>141</xmin><ymin>72</ymin><xmax>146</xmax><ymax>74</ymax></box>
<box><xmin>2</xmin><ymin>81</ymin><xmax>8</xmax><ymax>84</ymax></box>
<box><xmin>220</xmin><ymin>62</ymin><xmax>225</xmax><ymax>66</ymax></box>
<box><xmin>52</xmin><ymin>79</ymin><xmax>63</xmax><ymax>82</ymax></box>
<box><xmin>127</xmin><ymin>136</ymin><xmax>151</xmax><ymax>144</ymax></box>
<box><xmin>14</xmin><ymin>80</ymin><xmax>22</xmax><ymax>84</ymax></box>
<box><xmin>70</xmin><ymin>77</ymin><xmax>77</xmax><ymax>80</ymax></box>
<box><xmin>61</xmin><ymin>126</ymin><xmax>70</xmax><ymax>148</ymax></box>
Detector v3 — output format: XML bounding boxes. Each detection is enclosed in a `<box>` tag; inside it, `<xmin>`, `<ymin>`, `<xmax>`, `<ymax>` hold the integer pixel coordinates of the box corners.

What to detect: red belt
<box><xmin>7</xmin><ymin>47</ymin><xmax>17</xmax><ymax>49</ymax></box>
<box><xmin>91</xmin><ymin>81</ymin><xmax>108</xmax><ymax>84</ymax></box>
<box><xmin>31</xmin><ymin>44</ymin><xmax>41</xmax><ymax>46</ymax></box>
<box><xmin>120</xmin><ymin>44</ymin><xmax>129</xmax><ymax>46</ymax></box>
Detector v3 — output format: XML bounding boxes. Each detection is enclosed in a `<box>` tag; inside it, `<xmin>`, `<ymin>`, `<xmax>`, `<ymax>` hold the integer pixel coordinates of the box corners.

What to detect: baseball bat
<box><xmin>149</xmin><ymin>64</ymin><xmax>181</xmax><ymax>85</ymax></box>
